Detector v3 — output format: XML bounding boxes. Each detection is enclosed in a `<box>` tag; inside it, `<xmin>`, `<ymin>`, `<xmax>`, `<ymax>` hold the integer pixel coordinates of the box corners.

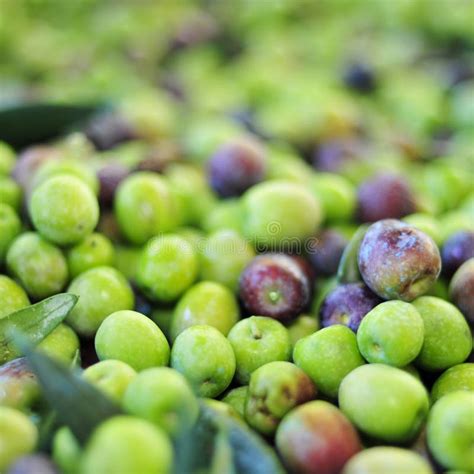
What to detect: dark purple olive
<box><xmin>12</xmin><ymin>145</ymin><xmax>60</xmax><ymax>192</ymax></box>
<box><xmin>312</xmin><ymin>139</ymin><xmax>365</xmax><ymax>173</ymax></box>
<box><xmin>132</xmin><ymin>286</ymin><xmax>153</xmax><ymax>317</ymax></box>
<box><xmin>84</xmin><ymin>113</ymin><xmax>136</xmax><ymax>151</ymax></box>
<box><xmin>97</xmin><ymin>162</ymin><xmax>130</xmax><ymax>206</ymax></box>
<box><xmin>343</xmin><ymin>62</ymin><xmax>377</xmax><ymax>93</ymax></box>
<box><xmin>291</xmin><ymin>255</ymin><xmax>317</xmax><ymax>289</ymax></box>
<box><xmin>449</xmin><ymin>258</ymin><xmax>474</xmax><ymax>324</ymax></box>
<box><xmin>208</xmin><ymin>138</ymin><xmax>267</xmax><ymax>198</ymax></box>
<box><xmin>441</xmin><ymin>230</ymin><xmax>474</xmax><ymax>278</ymax></box>
<box><xmin>0</xmin><ymin>357</ymin><xmax>39</xmax><ymax>410</ymax></box>
<box><xmin>239</xmin><ymin>254</ymin><xmax>310</xmax><ymax>321</ymax></box>
<box><xmin>96</xmin><ymin>211</ymin><xmax>121</xmax><ymax>242</ymax></box>
<box><xmin>356</xmin><ymin>174</ymin><xmax>416</xmax><ymax>223</ymax></box>
<box><xmin>320</xmin><ymin>282</ymin><xmax>381</xmax><ymax>332</ymax></box>
<box><xmin>307</xmin><ymin>230</ymin><xmax>348</xmax><ymax>277</ymax></box>
<box><xmin>358</xmin><ymin>219</ymin><xmax>441</xmax><ymax>301</ymax></box>
<box><xmin>7</xmin><ymin>454</ymin><xmax>58</xmax><ymax>474</ymax></box>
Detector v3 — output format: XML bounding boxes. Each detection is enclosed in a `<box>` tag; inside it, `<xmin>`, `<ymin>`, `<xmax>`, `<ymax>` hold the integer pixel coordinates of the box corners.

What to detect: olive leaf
<box><xmin>210</xmin><ymin>425</ymin><xmax>236</xmax><ymax>474</ymax></box>
<box><xmin>337</xmin><ymin>224</ymin><xmax>368</xmax><ymax>284</ymax></box>
<box><xmin>0</xmin><ymin>103</ymin><xmax>103</xmax><ymax>149</ymax></box>
<box><xmin>15</xmin><ymin>335</ymin><xmax>121</xmax><ymax>445</ymax></box>
<box><xmin>37</xmin><ymin>410</ymin><xmax>59</xmax><ymax>451</ymax></box>
<box><xmin>0</xmin><ymin>293</ymin><xmax>78</xmax><ymax>364</ymax></box>
<box><xmin>174</xmin><ymin>402</ymin><xmax>285</xmax><ymax>474</ymax></box>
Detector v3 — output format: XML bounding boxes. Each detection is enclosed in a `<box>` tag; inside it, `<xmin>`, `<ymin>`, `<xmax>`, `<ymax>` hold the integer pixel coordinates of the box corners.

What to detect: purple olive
<box><xmin>97</xmin><ymin>162</ymin><xmax>130</xmax><ymax>206</ymax></box>
<box><xmin>307</xmin><ymin>230</ymin><xmax>348</xmax><ymax>277</ymax></box>
<box><xmin>441</xmin><ymin>231</ymin><xmax>474</xmax><ymax>278</ymax></box>
<box><xmin>356</xmin><ymin>174</ymin><xmax>416</xmax><ymax>223</ymax></box>
<box><xmin>208</xmin><ymin>138</ymin><xmax>267</xmax><ymax>198</ymax></box>
<box><xmin>343</xmin><ymin>62</ymin><xmax>377</xmax><ymax>93</ymax></box>
<box><xmin>358</xmin><ymin>219</ymin><xmax>441</xmax><ymax>301</ymax></box>
<box><xmin>449</xmin><ymin>258</ymin><xmax>474</xmax><ymax>324</ymax></box>
<box><xmin>12</xmin><ymin>146</ymin><xmax>60</xmax><ymax>193</ymax></box>
<box><xmin>239</xmin><ymin>254</ymin><xmax>310</xmax><ymax>321</ymax></box>
<box><xmin>84</xmin><ymin>113</ymin><xmax>136</xmax><ymax>151</ymax></box>
<box><xmin>7</xmin><ymin>454</ymin><xmax>58</xmax><ymax>474</ymax></box>
<box><xmin>320</xmin><ymin>282</ymin><xmax>382</xmax><ymax>332</ymax></box>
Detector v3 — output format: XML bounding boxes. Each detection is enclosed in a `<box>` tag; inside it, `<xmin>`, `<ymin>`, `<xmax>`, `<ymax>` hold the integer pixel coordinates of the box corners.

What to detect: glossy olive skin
<box><xmin>0</xmin><ymin>177</ymin><xmax>21</xmax><ymax>212</ymax></box>
<box><xmin>312</xmin><ymin>139</ymin><xmax>364</xmax><ymax>174</ymax></box>
<box><xmin>239</xmin><ymin>254</ymin><xmax>311</xmax><ymax>321</ymax></box>
<box><xmin>114</xmin><ymin>172</ymin><xmax>175</xmax><ymax>245</ymax></box>
<box><xmin>170</xmin><ymin>281</ymin><xmax>239</xmax><ymax>340</ymax></box>
<box><xmin>221</xmin><ymin>386</ymin><xmax>248</xmax><ymax>417</ymax></box>
<box><xmin>228</xmin><ymin>316</ymin><xmax>292</xmax><ymax>384</ymax></box>
<box><xmin>343</xmin><ymin>62</ymin><xmax>377</xmax><ymax>93</ymax></box>
<box><xmin>29</xmin><ymin>175</ymin><xmax>99</xmax><ymax>246</ymax></box>
<box><xmin>66</xmin><ymin>233</ymin><xmax>115</xmax><ymax>279</ymax></box>
<box><xmin>307</xmin><ymin>230</ymin><xmax>347</xmax><ymax>277</ymax></box>
<box><xmin>245</xmin><ymin>361</ymin><xmax>316</xmax><ymax>436</ymax></box>
<box><xmin>0</xmin><ymin>358</ymin><xmax>40</xmax><ymax>411</ymax></box>
<box><xmin>357</xmin><ymin>301</ymin><xmax>424</xmax><ymax>367</ymax></box>
<box><xmin>431</xmin><ymin>363</ymin><xmax>474</xmax><ymax>403</ymax></box>
<box><xmin>320</xmin><ymin>283</ymin><xmax>381</xmax><ymax>332</ymax></box>
<box><xmin>427</xmin><ymin>391</ymin><xmax>474</xmax><ymax>471</ymax></box>
<box><xmin>339</xmin><ymin>364</ymin><xmax>430</xmax><ymax>444</ymax></box>
<box><xmin>199</xmin><ymin>229</ymin><xmax>255</xmax><ymax>292</ymax></box>
<box><xmin>208</xmin><ymin>137</ymin><xmax>267</xmax><ymax>197</ymax></box>
<box><xmin>358</xmin><ymin>219</ymin><xmax>441</xmax><ymax>301</ymax></box>
<box><xmin>136</xmin><ymin>235</ymin><xmax>198</xmax><ymax>303</ymax></box>
<box><xmin>6</xmin><ymin>232</ymin><xmax>68</xmax><ymax>300</ymax></box>
<box><xmin>356</xmin><ymin>174</ymin><xmax>416</xmax><ymax>223</ymax></box>
<box><xmin>342</xmin><ymin>447</ymin><xmax>433</xmax><ymax>474</ymax></box>
<box><xmin>122</xmin><ymin>367</ymin><xmax>199</xmax><ymax>437</ymax></box>
<box><xmin>31</xmin><ymin>158</ymin><xmax>99</xmax><ymax>195</ymax></box>
<box><xmin>80</xmin><ymin>416</ymin><xmax>173</xmax><ymax>474</ymax></box>
<box><xmin>242</xmin><ymin>180</ymin><xmax>322</xmax><ymax>248</ymax></box>
<box><xmin>66</xmin><ymin>266</ymin><xmax>134</xmax><ymax>336</ymax></box>
<box><xmin>449</xmin><ymin>258</ymin><xmax>474</xmax><ymax>323</ymax></box>
<box><xmin>85</xmin><ymin>113</ymin><xmax>136</xmax><ymax>151</ymax></box>
<box><xmin>276</xmin><ymin>401</ymin><xmax>362</xmax><ymax>474</ymax></box>
<box><xmin>97</xmin><ymin>162</ymin><xmax>130</xmax><ymax>207</ymax></box>
<box><xmin>0</xmin><ymin>204</ymin><xmax>21</xmax><ymax>265</ymax></box>
<box><xmin>0</xmin><ymin>406</ymin><xmax>38</xmax><ymax>472</ymax></box>
<box><xmin>7</xmin><ymin>454</ymin><xmax>58</xmax><ymax>474</ymax></box>
<box><xmin>293</xmin><ymin>325</ymin><xmax>365</xmax><ymax>399</ymax></box>
<box><xmin>11</xmin><ymin>146</ymin><xmax>60</xmax><ymax>195</ymax></box>
<box><xmin>95</xmin><ymin>310</ymin><xmax>170</xmax><ymax>372</ymax></box>
<box><xmin>441</xmin><ymin>230</ymin><xmax>474</xmax><ymax>277</ymax></box>
<box><xmin>413</xmin><ymin>296</ymin><xmax>472</xmax><ymax>371</ymax></box>
<box><xmin>0</xmin><ymin>275</ymin><xmax>30</xmax><ymax>320</ymax></box>
<box><xmin>170</xmin><ymin>325</ymin><xmax>236</xmax><ymax>398</ymax></box>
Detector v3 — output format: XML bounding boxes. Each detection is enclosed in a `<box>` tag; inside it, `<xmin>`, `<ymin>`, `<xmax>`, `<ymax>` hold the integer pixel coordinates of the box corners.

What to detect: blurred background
<box><xmin>0</xmin><ymin>0</ymin><xmax>472</xmax><ymax>201</ymax></box>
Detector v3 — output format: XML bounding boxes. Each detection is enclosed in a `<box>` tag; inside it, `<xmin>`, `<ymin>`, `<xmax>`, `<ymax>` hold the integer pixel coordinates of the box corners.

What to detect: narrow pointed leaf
<box><xmin>174</xmin><ymin>402</ymin><xmax>285</xmax><ymax>474</ymax></box>
<box><xmin>0</xmin><ymin>293</ymin><xmax>78</xmax><ymax>363</ymax></box>
<box><xmin>210</xmin><ymin>426</ymin><xmax>235</xmax><ymax>474</ymax></box>
<box><xmin>0</xmin><ymin>103</ymin><xmax>103</xmax><ymax>149</ymax></box>
<box><xmin>337</xmin><ymin>224</ymin><xmax>368</xmax><ymax>284</ymax></box>
<box><xmin>16</xmin><ymin>336</ymin><xmax>121</xmax><ymax>445</ymax></box>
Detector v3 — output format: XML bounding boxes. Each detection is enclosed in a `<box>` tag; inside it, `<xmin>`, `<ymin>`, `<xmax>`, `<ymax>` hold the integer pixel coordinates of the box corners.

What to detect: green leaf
<box><xmin>210</xmin><ymin>425</ymin><xmax>235</xmax><ymax>474</ymax></box>
<box><xmin>37</xmin><ymin>410</ymin><xmax>59</xmax><ymax>451</ymax></box>
<box><xmin>174</xmin><ymin>403</ymin><xmax>285</xmax><ymax>474</ymax></box>
<box><xmin>16</xmin><ymin>336</ymin><xmax>121</xmax><ymax>446</ymax></box>
<box><xmin>0</xmin><ymin>293</ymin><xmax>78</xmax><ymax>364</ymax></box>
<box><xmin>0</xmin><ymin>103</ymin><xmax>103</xmax><ymax>149</ymax></box>
<box><xmin>337</xmin><ymin>224</ymin><xmax>368</xmax><ymax>284</ymax></box>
